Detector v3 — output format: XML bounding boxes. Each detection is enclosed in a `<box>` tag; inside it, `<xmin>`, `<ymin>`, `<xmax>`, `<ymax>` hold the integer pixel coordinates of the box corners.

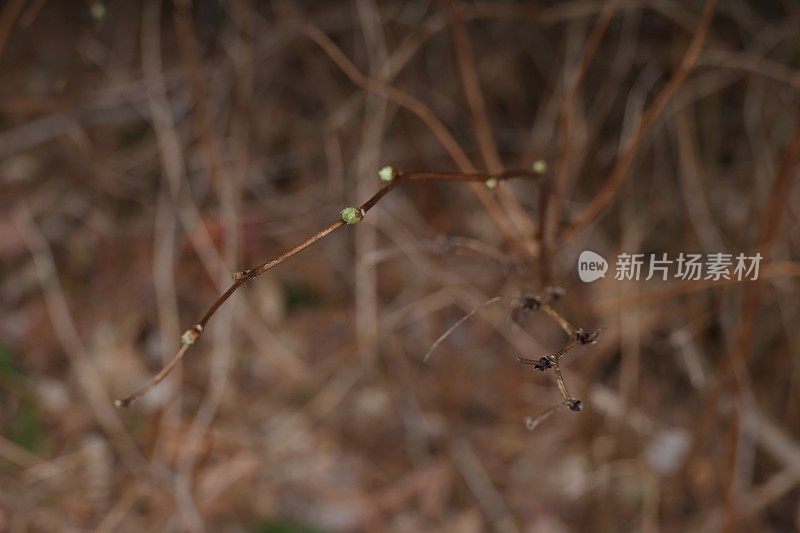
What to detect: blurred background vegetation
<box><xmin>1</xmin><ymin>0</ymin><xmax>799</xmax><ymax>531</ymax></box>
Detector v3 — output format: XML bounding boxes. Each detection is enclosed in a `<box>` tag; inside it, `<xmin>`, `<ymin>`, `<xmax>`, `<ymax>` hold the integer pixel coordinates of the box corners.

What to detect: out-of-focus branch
<box><xmin>544</xmin><ymin>0</ymin><xmax>618</xmax><ymax>280</ymax></box>
<box><xmin>0</xmin><ymin>0</ymin><xmax>25</xmax><ymax>59</ymax></box>
<box><xmin>14</xmin><ymin>207</ymin><xmax>146</xmax><ymax>472</ymax></box>
<box><xmin>444</xmin><ymin>0</ymin><xmax>539</xmax><ymax>259</ymax></box>
<box><xmin>560</xmin><ymin>0</ymin><xmax>718</xmax><ymax>241</ymax></box>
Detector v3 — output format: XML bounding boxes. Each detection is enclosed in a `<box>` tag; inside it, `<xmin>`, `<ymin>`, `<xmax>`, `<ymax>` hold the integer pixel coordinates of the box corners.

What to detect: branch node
<box><xmin>566</xmin><ymin>398</ymin><xmax>582</xmax><ymax>412</ymax></box>
<box><xmin>232</xmin><ymin>269</ymin><xmax>250</xmax><ymax>282</ymax></box>
<box><xmin>181</xmin><ymin>324</ymin><xmax>203</xmax><ymax>345</ymax></box>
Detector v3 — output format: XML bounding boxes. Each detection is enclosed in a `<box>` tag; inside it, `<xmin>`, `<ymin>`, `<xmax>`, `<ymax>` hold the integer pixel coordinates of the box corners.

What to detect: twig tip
<box><xmin>114</xmin><ymin>398</ymin><xmax>132</xmax><ymax>409</ymax></box>
<box><xmin>378</xmin><ymin>165</ymin><xmax>396</xmax><ymax>182</ymax></box>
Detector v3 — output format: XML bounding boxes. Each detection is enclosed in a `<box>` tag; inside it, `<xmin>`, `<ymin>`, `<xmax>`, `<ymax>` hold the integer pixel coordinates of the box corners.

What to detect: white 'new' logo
<box><xmin>578</xmin><ymin>251</ymin><xmax>608</xmax><ymax>282</ymax></box>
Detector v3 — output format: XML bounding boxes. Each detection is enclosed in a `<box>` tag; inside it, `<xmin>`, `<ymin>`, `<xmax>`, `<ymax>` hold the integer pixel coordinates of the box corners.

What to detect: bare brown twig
<box><xmin>115</xmin><ymin>168</ymin><xmax>545</xmax><ymax>408</ymax></box>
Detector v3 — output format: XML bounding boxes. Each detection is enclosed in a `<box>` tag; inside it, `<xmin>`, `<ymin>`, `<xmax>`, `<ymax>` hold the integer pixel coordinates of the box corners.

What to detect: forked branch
<box><xmin>116</xmin><ymin>166</ymin><xmax>546</xmax><ymax>408</ymax></box>
<box><xmin>424</xmin><ymin>287</ymin><xmax>602</xmax><ymax>429</ymax></box>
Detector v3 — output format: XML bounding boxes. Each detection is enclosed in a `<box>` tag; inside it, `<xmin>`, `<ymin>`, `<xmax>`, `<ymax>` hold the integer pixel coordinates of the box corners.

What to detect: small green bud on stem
<box><xmin>378</xmin><ymin>165</ymin><xmax>396</xmax><ymax>182</ymax></box>
<box><xmin>341</xmin><ymin>207</ymin><xmax>364</xmax><ymax>224</ymax></box>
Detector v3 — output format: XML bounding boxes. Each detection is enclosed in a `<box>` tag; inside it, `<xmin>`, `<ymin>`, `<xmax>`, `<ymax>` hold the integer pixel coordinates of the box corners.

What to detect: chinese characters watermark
<box><xmin>578</xmin><ymin>251</ymin><xmax>762</xmax><ymax>282</ymax></box>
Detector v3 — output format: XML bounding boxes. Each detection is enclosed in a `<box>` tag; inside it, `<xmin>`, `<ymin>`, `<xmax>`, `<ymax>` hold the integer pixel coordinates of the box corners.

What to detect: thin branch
<box><xmin>525</xmin><ymin>400</ymin><xmax>569</xmax><ymax>431</ymax></box>
<box><xmin>423</xmin><ymin>295</ymin><xmax>509</xmax><ymax>363</ymax></box>
<box><xmin>116</xmin><ymin>168</ymin><xmax>544</xmax><ymax>407</ymax></box>
<box><xmin>544</xmin><ymin>0</ymin><xmax>619</xmax><ymax>278</ymax></box>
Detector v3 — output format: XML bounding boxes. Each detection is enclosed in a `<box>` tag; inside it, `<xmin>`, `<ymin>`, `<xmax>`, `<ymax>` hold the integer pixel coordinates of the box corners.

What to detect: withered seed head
<box><xmin>576</xmin><ymin>328</ymin><xmax>602</xmax><ymax>345</ymax></box>
<box><xmin>533</xmin><ymin>355</ymin><xmax>556</xmax><ymax>371</ymax></box>
<box><xmin>567</xmin><ymin>398</ymin><xmax>582</xmax><ymax>412</ymax></box>
<box><xmin>521</xmin><ymin>295</ymin><xmax>540</xmax><ymax>311</ymax></box>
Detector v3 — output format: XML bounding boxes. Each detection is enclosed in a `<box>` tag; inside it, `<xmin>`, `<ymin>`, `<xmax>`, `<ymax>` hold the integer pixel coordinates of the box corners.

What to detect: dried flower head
<box><xmin>485</xmin><ymin>177</ymin><xmax>498</xmax><ymax>189</ymax></box>
<box><xmin>341</xmin><ymin>207</ymin><xmax>364</xmax><ymax>225</ymax></box>
<box><xmin>516</xmin><ymin>354</ymin><xmax>556</xmax><ymax>371</ymax></box>
<box><xmin>522</xmin><ymin>295</ymin><xmax>541</xmax><ymax>311</ymax></box>
<box><xmin>533</xmin><ymin>355</ymin><xmax>556</xmax><ymax>371</ymax></box>
<box><xmin>576</xmin><ymin>328</ymin><xmax>603</xmax><ymax>345</ymax></box>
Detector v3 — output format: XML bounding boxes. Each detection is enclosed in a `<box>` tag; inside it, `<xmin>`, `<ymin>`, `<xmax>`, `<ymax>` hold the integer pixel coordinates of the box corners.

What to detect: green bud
<box><xmin>378</xmin><ymin>165</ymin><xmax>396</xmax><ymax>182</ymax></box>
<box><xmin>341</xmin><ymin>207</ymin><xmax>364</xmax><ymax>225</ymax></box>
<box><xmin>532</xmin><ymin>159</ymin><xmax>548</xmax><ymax>175</ymax></box>
<box><xmin>91</xmin><ymin>2</ymin><xmax>106</xmax><ymax>20</ymax></box>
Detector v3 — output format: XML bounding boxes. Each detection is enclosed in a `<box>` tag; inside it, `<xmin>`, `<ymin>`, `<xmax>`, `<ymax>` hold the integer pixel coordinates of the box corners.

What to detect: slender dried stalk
<box><xmin>116</xmin><ymin>168</ymin><xmax>544</xmax><ymax>407</ymax></box>
<box><xmin>525</xmin><ymin>401</ymin><xmax>569</xmax><ymax>431</ymax></box>
<box><xmin>423</xmin><ymin>295</ymin><xmax>508</xmax><ymax>363</ymax></box>
<box><xmin>424</xmin><ymin>287</ymin><xmax>602</xmax><ymax>429</ymax></box>
<box><xmin>515</xmin><ymin>291</ymin><xmax>603</xmax><ymax>426</ymax></box>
